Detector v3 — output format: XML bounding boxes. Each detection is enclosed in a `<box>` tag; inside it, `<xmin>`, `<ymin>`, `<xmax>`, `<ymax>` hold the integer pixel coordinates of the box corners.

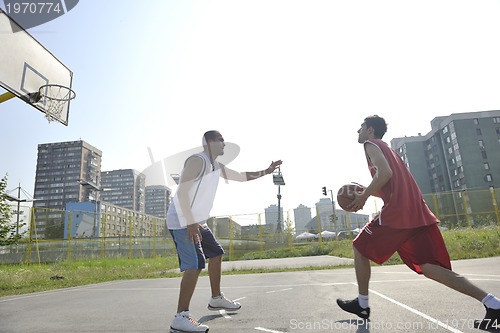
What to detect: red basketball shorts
<box><xmin>353</xmin><ymin>220</ymin><xmax>451</xmax><ymax>274</ymax></box>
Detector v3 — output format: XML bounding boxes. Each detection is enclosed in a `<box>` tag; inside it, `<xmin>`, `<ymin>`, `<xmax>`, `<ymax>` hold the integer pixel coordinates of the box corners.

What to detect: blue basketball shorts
<box><xmin>169</xmin><ymin>224</ymin><xmax>225</xmax><ymax>272</ymax></box>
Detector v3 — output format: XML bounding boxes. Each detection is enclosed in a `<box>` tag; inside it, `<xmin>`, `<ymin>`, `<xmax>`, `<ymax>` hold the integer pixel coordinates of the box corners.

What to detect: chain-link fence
<box><xmin>423</xmin><ymin>187</ymin><xmax>500</xmax><ymax>229</ymax></box>
<box><xmin>1</xmin><ymin>187</ymin><xmax>499</xmax><ymax>264</ymax></box>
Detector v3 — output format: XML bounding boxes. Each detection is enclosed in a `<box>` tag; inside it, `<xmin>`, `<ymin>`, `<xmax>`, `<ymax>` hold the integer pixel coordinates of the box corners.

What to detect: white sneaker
<box><xmin>208</xmin><ymin>292</ymin><xmax>241</xmax><ymax>311</ymax></box>
<box><xmin>170</xmin><ymin>311</ymin><xmax>209</xmax><ymax>333</ymax></box>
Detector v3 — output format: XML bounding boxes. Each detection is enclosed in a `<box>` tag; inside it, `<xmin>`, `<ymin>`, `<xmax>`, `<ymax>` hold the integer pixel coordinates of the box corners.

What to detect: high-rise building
<box><xmin>315</xmin><ymin>198</ymin><xmax>336</xmax><ymax>229</ymax></box>
<box><xmin>145</xmin><ymin>185</ymin><xmax>171</xmax><ymax>219</ymax></box>
<box><xmin>309</xmin><ymin>198</ymin><xmax>369</xmax><ymax>232</ymax></box>
<box><xmin>391</xmin><ymin>110</ymin><xmax>500</xmax><ymax>194</ymax></box>
<box><xmin>33</xmin><ymin>140</ymin><xmax>102</xmax><ymax>239</ymax></box>
<box><xmin>264</xmin><ymin>204</ymin><xmax>283</xmax><ymax>232</ymax></box>
<box><xmin>100</xmin><ymin>169</ymin><xmax>146</xmax><ymax>213</ymax></box>
<box><xmin>293</xmin><ymin>204</ymin><xmax>312</xmax><ymax>232</ymax></box>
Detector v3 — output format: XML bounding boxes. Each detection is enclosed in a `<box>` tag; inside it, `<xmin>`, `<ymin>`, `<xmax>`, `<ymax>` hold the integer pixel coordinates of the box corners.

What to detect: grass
<box><xmin>0</xmin><ymin>256</ymin><xmax>182</xmax><ymax>297</ymax></box>
<box><xmin>0</xmin><ymin>226</ymin><xmax>499</xmax><ymax>297</ymax></box>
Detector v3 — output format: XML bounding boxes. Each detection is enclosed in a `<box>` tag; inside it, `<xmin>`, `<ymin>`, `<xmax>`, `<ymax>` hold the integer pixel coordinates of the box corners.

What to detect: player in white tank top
<box><xmin>167</xmin><ymin>130</ymin><xmax>282</xmax><ymax>333</ymax></box>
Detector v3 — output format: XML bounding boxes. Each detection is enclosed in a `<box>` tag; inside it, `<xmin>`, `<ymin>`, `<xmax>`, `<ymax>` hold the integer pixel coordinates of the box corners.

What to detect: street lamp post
<box><xmin>6</xmin><ymin>183</ymin><xmax>36</xmax><ymax>238</ymax></box>
<box><xmin>272</xmin><ymin>167</ymin><xmax>285</xmax><ymax>234</ymax></box>
<box><xmin>328</xmin><ymin>189</ymin><xmax>337</xmax><ymax>228</ymax></box>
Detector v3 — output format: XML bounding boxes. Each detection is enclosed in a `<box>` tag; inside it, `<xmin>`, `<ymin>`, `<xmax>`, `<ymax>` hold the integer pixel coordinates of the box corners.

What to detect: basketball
<box><xmin>337</xmin><ymin>183</ymin><xmax>365</xmax><ymax>211</ymax></box>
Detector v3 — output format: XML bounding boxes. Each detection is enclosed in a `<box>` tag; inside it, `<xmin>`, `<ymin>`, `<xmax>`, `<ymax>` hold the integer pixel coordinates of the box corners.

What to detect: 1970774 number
<box><xmin>5</xmin><ymin>2</ymin><xmax>62</xmax><ymax>14</ymax></box>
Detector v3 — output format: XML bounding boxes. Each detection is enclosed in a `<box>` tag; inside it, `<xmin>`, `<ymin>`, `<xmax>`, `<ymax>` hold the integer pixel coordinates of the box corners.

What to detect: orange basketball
<box><xmin>337</xmin><ymin>183</ymin><xmax>365</xmax><ymax>211</ymax></box>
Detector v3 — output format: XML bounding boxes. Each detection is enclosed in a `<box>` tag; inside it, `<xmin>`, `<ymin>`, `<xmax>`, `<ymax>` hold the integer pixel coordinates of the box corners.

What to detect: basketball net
<box><xmin>38</xmin><ymin>84</ymin><xmax>76</xmax><ymax>123</ymax></box>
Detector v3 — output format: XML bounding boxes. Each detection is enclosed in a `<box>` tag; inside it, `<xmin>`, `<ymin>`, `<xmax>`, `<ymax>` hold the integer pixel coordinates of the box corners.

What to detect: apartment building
<box><xmin>391</xmin><ymin>110</ymin><xmax>500</xmax><ymax>219</ymax></box>
<box><xmin>391</xmin><ymin>110</ymin><xmax>500</xmax><ymax>193</ymax></box>
<box><xmin>145</xmin><ymin>185</ymin><xmax>171</xmax><ymax>219</ymax></box>
<box><xmin>33</xmin><ymin>140</ymin><xmax>102</xmax><ymax>239</ymax></box>
<box><xmin>65</xmin><ymin>201</ymin><xmax>166</xmax><ymax>238</ymax></box>
<box><xmin>100</xmin><ymin>169</ymin><xmax>146</xmax><ymax>213</ymax></box>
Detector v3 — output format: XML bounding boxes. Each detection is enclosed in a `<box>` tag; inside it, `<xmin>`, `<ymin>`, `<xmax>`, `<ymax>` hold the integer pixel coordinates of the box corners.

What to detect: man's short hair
<box><xmin>364</xmin><ymin>115</ymin><xmax>387</xmax><ymax>139</ymax></box>
<box><xmin>203</xmin><ymin>130</ymin><xmax>220</xmax><ymax>146</ymax></box>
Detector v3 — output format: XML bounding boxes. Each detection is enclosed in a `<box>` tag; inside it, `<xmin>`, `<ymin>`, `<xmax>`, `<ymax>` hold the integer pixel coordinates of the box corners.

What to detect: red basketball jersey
<box><xmin>365</xmin><ymin>139</ymin><xmax>439</xmax><ymax>229</ymax></box>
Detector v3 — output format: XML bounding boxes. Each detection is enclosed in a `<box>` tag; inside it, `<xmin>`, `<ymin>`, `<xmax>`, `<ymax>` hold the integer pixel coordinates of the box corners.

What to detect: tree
<box><xmin>0</xmin><ymin>175</ymin><xmax>24</xmax><ymax>245</ymax></box>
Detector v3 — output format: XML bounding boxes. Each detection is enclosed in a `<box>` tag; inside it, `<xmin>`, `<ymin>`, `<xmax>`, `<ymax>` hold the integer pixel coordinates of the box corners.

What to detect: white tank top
<box><xmin>167</xmin><ymin>152</ymin><xmax>220</xmax><ymax>229</ymax></box>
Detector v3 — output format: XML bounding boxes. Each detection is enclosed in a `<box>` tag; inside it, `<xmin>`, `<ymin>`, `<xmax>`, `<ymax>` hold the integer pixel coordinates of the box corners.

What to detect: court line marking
<box><xmin>0</xmin><ymin>280</ymin><xmax>124</xmax><ymax>303</ymax></box>
<box><xmin>362</xmin><ymin>283</ymin><xmax>464</xmax><ymax>333</ymax></box>
<box><xmin>233</xmin><ymin>296</ymin><xmax>246</xmax><ymax>302</ymax></box>
<box><xmin>254</xmin><ymin>327</ymin><xmax>284</xmax><ymax>333</ymax></box>
<box><xmin>377</xmin><ymin>271</ymin><xmax>500</xmax><ymax>279</ymax></box>
<box><xmin>2</xmin><ymin>272</ymin><xmax>498</xmax><ymax>303</ymax></box>
<box><xmin>266</xmin><ymin>288</ymin><xmax>293</xmax><ymax>294</ymax></box>
<box><xmin>213</xmin><ymin>297</ymin><xmax>246</xmax><ymax>319</ymax></box>
<box><xmin>218</xmin><ymin>309</ymin><xmax>231</xmax><ymax>319</ymax></box>
<box><xmin>4</xmin><ymin>276</ymin><xmax>498</xmax><ymax>303</ymax></box>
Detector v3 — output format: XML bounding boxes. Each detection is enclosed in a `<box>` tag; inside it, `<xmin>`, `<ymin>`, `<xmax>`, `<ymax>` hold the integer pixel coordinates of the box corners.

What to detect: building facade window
<box><xmin>485</xmin><ymin>174</ymin><xmax>493</xmax><ymax>182</ymax></box>
<box><xmin>484</xmin><ymin>162</ymin><xmax>490</xmax><ymax>170</ymax></box>
<box><xmin>474</xmin><ymin>118</ymin><xmax>479</xmax><ymax>125</ymax></box>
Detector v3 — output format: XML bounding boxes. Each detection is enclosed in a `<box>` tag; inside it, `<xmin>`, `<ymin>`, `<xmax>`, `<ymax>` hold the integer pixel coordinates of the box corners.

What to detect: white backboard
<box><xmin>0</xmin><ymin>8</ymin><xmax>73</xmax><ymax>125</ymax></box>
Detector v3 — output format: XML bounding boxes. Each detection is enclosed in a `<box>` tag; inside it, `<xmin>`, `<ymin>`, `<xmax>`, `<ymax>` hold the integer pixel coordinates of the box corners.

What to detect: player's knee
<box><xmin>420</xmin><ymin>263</ymin><xmax>436</xmax><ymax>279</ymax></box>
<box><xmin>209</xmin><ymin>255</ymin><xmax>223</xmax><ymax>262</ymax></box>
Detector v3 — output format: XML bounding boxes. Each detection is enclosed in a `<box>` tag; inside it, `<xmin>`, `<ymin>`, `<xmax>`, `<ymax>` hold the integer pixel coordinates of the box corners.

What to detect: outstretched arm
<box><xmin>220</xmin><ymin>160</ymin><xmax>283</xmax><ymax>182</ymax></box>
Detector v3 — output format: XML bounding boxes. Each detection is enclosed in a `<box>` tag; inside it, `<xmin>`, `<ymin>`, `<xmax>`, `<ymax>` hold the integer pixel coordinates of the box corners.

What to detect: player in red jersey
<box><xmin>336</xmin><ymin>115</ymin><xmax>500</xmax><ymax>330</ymax></box>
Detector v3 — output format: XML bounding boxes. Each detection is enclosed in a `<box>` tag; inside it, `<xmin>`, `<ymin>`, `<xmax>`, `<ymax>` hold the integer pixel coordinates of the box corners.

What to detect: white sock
<box><xmin>358</xmin><ymin>294</ymin><xmax>369</xmax><ymax>309</ymax></box>
<box><xmin>482</xmin><ymin>293</ymin><xmax>500</xmax><ymax>310</ymax></box>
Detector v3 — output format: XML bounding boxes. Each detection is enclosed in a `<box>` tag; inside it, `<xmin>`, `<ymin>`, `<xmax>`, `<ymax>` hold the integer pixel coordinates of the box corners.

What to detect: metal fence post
<box><xmin>229</xmin><ymin>216</ymin><xmax>234</xmax><ymax>261</ymax></box>
<box><xmin>100</xmin><ymin>213</ymin><xmax>106</xmax><ymax>258</ymax></box>
<box><xmin>258</xmin><ymin>213</ymin><xmax>264</xmax><ymax>252</ymax></box>
<box><xmin>66</xmin><ymin>211</ymin><xmax>72</xmax><ymax>260</ymax></box>
<box><xmin>129</xmin><ymin>216</ymin><xmax>133</xmax><ymax>258</ymax></box>
<box><xmin>432</xmin><ymin>193</ymin><xmax>441</xmax><ymax>219</ymax></box>
<box><xmin>287</xmin><ymin>210</ymin><xmax>293</xmax><ymax>249</ymax></box>
<box><xmin>461</xmin><ymin>191</ymin><xmax>472</xmax><ymax>227</ymax></box>
<box><xmin>25</xmin><ymin>207</ymin><xmax>34</xmax><ymax>264</ymax></box>
<box><xmin>153</xmin><ymin>218</ymin><xmax>157</xmax><ymax>257</ymax></box>
<box><xmin>490</xmin><ymin>188</ymin><xmax>500</xmax><ymax>226</ymax></box>
<box><xmin>315</xmin><ymin>207</ymin><xmax>323</xmax><ymax>246</ymax></box>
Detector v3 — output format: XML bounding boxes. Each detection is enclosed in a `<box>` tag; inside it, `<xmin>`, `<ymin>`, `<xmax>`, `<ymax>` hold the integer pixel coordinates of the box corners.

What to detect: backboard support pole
<box><xmin>0</xmin><ymin>91</ymin><xmax>16</xmax><ymax>103</ymax></box>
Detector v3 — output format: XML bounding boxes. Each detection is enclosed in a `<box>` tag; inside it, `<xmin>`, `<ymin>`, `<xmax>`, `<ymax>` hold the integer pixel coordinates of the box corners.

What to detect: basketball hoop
<box><xmin>36</xmin><ymin>84</ymin><xmax>76</xmax><ymax>123</ymax></box>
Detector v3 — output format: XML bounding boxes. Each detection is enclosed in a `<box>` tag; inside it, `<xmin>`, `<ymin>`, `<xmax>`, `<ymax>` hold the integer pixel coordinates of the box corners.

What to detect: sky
<box><xmin>2</xmin><ymin>0</ymin><xmax>500</xmax><ymax>224</ymax></box>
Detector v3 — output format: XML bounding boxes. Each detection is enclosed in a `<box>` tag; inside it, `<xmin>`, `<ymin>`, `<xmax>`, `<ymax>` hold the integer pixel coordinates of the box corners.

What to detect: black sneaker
<box><xmin>336</xmin><ymin>298</ymin><xmax>370</xmax><ymax>319</ymax></box>
<box><xmin>474</xmin><ymin>306</ymin><xmax>500</xmax><ymax>330</ymax></box>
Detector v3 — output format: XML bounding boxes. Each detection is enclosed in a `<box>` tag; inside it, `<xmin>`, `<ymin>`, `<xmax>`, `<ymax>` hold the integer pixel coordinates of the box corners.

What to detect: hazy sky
<box><xmin>2</xmin><ymin>0</ymin><xmax>500</xmax><ymax>222</ymax></box>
